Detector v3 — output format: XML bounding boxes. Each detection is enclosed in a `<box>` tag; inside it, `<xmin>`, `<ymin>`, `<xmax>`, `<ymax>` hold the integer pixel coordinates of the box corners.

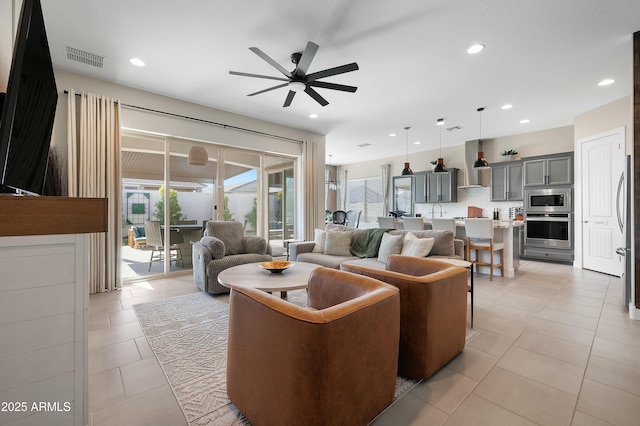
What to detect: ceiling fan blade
<box><xmin>304</xmin><ymin>86</ymin><xmax>329</xmax><ymax>107</ymax></box>
<box><xmin>306</xmin><ymin>62</ymin><xmax>359</xmax><ymax>82</ymax></box>
<box><xmin>307</xmin><ymin>81</ymin><xmax>358</xmax><ymax>93</ymax></box>
<box><xmin>229</xmin><ymin>71</ymin><xmax>290</xmax><ymax>82</ymax></box>
<box><xmin>294</xmin><ymin>41</ymin><xmax>319</xmax><ymax>78</ymax></box>
<box><xmin>249</xmin><ymin>47</ymin><xmax>292</xmax><ymax>78</ymax></box>
<box><xmin>283</xmin><ymin>90</ymin><xmax>296</xmax><ymax>107</ymax></box>
<box><xmin>247</xmin><ymin>83</ymin><xmax>289</xmax><ymax>96</ymax></box>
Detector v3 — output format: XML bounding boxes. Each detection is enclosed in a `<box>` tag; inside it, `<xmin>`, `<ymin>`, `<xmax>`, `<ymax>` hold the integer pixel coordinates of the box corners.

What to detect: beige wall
<box><xmin>340</xmin><ymin>126</ymin><xmax>574</xmax><ymax>181</ymax></box>
<box><xmin>574</xmin><ymin>96</ymin><xmax>633</xmax><ymax>153</ymax></box>
<box><xmin>0</xmin><ymin>0</ymin><xmax>19</xmax><ymax>91</ymax></box>
<box><xmin>52</xmin><ymin>70</ymin><xmax>324</xmax><ymax>159</ymax></box>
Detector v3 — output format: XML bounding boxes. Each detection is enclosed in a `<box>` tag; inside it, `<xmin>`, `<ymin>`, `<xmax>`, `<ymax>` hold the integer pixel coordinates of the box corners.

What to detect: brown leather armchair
<box><xmin>341</xmin><ymin>255</ymin><xmax>469</xmax><ymax>380</ymax></box>
<box><xmin>226</xmin><ymin>268</ymin><xmax>400</xmax><ymax>426</ymax></box>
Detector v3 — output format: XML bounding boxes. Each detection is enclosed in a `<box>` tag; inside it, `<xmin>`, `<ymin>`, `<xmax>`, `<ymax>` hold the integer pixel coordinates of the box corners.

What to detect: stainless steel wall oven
<box><xmin>524</xmin><ymin>213</ymin><xmax>572</xmax><ymax>249</ymax></box>
<box><xmin>523</xmin><ymin>185</ymin><xmax>574</xmax><ymax>260</ymax></box>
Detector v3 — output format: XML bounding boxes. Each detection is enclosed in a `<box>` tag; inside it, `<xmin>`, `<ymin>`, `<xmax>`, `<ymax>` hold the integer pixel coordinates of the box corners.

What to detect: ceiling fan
<box><xmin>229</xmin><ymin>41</ymin><xmax>359</xmax><ymax>107</ymax></box>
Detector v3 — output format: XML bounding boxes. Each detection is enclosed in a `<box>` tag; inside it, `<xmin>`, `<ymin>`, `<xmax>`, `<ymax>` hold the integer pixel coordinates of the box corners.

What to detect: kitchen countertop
<box><xmin>418</xmin><ymin>218</ymin><xmax>524</xmax><ymax>228</ymax></box>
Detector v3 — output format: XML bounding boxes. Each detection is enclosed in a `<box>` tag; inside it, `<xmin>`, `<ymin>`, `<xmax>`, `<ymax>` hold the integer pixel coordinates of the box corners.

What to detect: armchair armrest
<box><xmin>289</xmin><ymin>241</ymin><xmax>315</xmax><ymax>261</ymax></box>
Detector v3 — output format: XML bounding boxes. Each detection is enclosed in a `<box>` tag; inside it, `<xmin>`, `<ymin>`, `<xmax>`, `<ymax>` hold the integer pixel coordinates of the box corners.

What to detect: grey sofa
<box><xmin>192</xmin><ymin>221</ymin><xmax>272</xmax><ymax>294</ymax></box>
<box><xmin>289</xmin><ymin>224</ymin><xmax>463</xmax><ymax>270</ymax></box>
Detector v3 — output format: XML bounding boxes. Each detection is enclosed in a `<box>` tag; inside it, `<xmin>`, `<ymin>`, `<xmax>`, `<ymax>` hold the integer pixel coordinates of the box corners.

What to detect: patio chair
<box><xmin>332</xmin><ymin>210</ymin><xmax>347</xmax><ymax>225</ymax></box>
<box><xmin>144</xmin><ymin>220</ymin><xmax>183</xmax><ymax>271</ymax></box>
<box><xmin>346</xmin><ymin>209</ymin><xmax>362</xmax><ymax>228</ymax></box>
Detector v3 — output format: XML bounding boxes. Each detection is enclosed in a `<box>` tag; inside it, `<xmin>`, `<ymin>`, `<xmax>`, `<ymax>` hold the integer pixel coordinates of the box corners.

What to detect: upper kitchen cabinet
<box><xmin>413</xmin><ymin>171</ymin><xmax>428</xmax><ymax>203</ymax></box>
<box><xmin>426</xmin><ymin>168</ymin><xmax>458</xmax><ymax>203</ymax></box>
<box><xmin>393</xmin><ymin>175</ymin><xmax>413</xmax><ymax>216</ymax></box>
<box><xmin>523</xmin><ymin>152</ymin><xmax>573</xmax><ymax>186</ymax></box>
<box><xmin>491</xmin><ymin>161</ymin><xmax>523</xmax><ymax>201</ymax></box>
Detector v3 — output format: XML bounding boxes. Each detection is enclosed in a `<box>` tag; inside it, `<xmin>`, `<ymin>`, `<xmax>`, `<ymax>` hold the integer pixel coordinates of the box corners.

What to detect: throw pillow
<box><xmin>401</xmin><ymin>233</ymin><xmax>435</xmax><ymax>258</ymax></box>
<box><xmin>200</xmin><ymin>236</ymin><xmax>225</xmax><ymax>259</ymax></box>
<box><xmin>377</xmin><ymin>232</ymin><xmax>403</xmax><ymax>263</ymax></box>
<box><xmin>324</xmin><ymin>231</ymin><xmax>352</xmax><ymax>256</ymax></box>
<box><xmin>430</xmin><ymin>230</ymin><xmax>456</xmax><ymax>257</ymax></box>
<box><xmin>312</xmin><ymin>228</ymin><xmax>326</xmax><ymax>253</ymax></box>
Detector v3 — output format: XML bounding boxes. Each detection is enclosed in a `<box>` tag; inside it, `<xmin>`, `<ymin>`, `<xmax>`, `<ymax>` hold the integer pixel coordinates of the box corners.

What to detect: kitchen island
<box><xmin>398</xmin><ymin>218</ymin><xmax>524</xmax><ymax>278</ymax></box>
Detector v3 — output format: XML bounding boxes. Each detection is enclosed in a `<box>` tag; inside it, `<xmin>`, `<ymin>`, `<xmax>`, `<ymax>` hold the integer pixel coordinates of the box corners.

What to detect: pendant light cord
<box><xmin>404</xmin><ymin>126</ymin><xmax>410</xmax><ymax>161</ymax></box>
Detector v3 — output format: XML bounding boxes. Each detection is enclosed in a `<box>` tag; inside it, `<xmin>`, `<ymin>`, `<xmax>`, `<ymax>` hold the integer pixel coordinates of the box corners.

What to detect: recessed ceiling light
<box><xmin>467</xmin><ymin>44</ymin><xmax>485</xmax><ymax>54</ymax></box>
<box><xmin>501</xmin><ymin>104</ymin><xmax>513</xmax><ymax>110</ymax></box>
<box><xmin>414</xmin><ymin>141</ymin><xmax>421</xmax><ymax>145</ymax></box>
<box><xmin>520</xmin><ymin>119</ymin><xmax>530</xmax><ymax>124</ymax></box>
<box><xmin>598</xmin><ymin>78</ymin><xmax>615</xmax><ymax>86</ymax></box>
<box><xmin>309</xmin><ymin>113</ymin><xmax>318</xmax><ymax>119</ymax></box>
<box><xmin>389</xmin><ymin>133</ymin><xmax>397</xmax><ymax>137</ymax></box>
<box><xmin>129</xmin><ymin>57</ymin><xmax>146</xmax><ymax>67</ymax></box>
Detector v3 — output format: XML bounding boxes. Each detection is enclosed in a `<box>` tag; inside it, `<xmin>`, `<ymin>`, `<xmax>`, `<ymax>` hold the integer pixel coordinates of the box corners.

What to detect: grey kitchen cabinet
<box><xmin>491</xmin><ymin>161</ymin><xmax>523</xmax><ymax>201</ymax></box>
<box><xmin>426</xmin><ymin>168</ymin><xmax>458</xmax><ymax>203</ymax></box>
<box><xmin>413</xmin><ymin>172</ymin><xmax>427</xmax><ymax>203</ymax></box>
<box><xmin>523</xmin><ymin>153</ymin><xmax>573</xmax><ymax>186</ymax></box>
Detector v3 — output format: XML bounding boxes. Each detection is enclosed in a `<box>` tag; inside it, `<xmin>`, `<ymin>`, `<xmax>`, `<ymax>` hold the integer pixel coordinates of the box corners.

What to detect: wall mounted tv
<box><xmin>0</xmin><ymin>0</ymin><xmax>58</xmax><ymax>195</ymax></box>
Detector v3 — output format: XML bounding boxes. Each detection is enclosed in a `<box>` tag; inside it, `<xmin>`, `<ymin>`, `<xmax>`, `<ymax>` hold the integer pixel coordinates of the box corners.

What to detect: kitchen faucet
<box><xmin>431</xmin><ymin>203</ymin><xmax>443</xmax><ymax>218</ymax></box>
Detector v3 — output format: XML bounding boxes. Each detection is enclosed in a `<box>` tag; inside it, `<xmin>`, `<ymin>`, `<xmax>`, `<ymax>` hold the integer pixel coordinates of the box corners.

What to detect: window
<box><xmin>345</xmin><ymin>177</ymin><xmax>384</xmax><ymax>228</ymax></box>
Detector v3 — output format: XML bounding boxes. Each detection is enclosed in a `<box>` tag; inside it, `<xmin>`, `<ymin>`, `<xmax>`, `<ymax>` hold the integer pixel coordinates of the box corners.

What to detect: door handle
<box><xmin>616</xmin><ymin>171</ymin><xmax>624</xmax><ymax>233</ymax></box>
<box><xmin>616</xmin><ymin>247</ymin><xmax>628</xmax><ymax>256</ymax></box>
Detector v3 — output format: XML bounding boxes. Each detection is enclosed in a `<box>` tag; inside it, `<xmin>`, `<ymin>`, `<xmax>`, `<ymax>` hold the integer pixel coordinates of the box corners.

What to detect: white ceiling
<box><xmin>40</xmin><ymin>0</ymin><xmax>640</xmax><ymax>165</ymax></box>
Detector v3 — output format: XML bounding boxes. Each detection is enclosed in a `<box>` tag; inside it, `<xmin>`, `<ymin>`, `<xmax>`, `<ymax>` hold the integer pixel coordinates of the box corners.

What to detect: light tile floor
<box><xmin>88</xmin><ymin>261</ymin><xmax>640</xmax><ymax>426</ymax></box>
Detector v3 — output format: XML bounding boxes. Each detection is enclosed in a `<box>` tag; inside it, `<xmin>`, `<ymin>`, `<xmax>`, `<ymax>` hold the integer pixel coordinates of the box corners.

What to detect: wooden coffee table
<box><xmin>217</xmin><ymin>261</ymin><xmax>321</xmax><ymax>297</ymax></box>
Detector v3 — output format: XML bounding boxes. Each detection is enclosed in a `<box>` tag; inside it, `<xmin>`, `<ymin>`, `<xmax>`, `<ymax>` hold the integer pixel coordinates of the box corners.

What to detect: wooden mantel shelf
<box><xmin>0</xmin><ymin>196</ymin><xmax>108</xmax><ymax>237</ymax></box>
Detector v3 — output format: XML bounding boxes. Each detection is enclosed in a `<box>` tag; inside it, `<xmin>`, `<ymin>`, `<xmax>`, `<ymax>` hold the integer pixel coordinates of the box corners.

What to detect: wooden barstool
<box><xmin>464</xmin><ymin>218</ymin><xmax>504</xmax><ymax>281</ymax></box>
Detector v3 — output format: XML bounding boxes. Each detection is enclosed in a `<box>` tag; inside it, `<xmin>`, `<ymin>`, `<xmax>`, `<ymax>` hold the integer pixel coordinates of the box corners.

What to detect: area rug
<box><xmin>134</xmin><ymin>291</ymin><xmax>478</xmax><ymax>425</ymax></box>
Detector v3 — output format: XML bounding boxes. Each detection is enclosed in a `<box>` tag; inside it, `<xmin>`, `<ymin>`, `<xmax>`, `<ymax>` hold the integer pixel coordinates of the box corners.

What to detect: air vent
<box><xmin>357</xmin><ymin>143</ymin><xmax>373</xmax><ymax>147</ymax></box>
<box><xmin>65</xmin><ymin>46</ymin><xmax>104</xmax><ymax>69</ymax></box>
<box><xmin>446</xmin><ymin>126</ymin><xmax>462</xmax><ymax>132</ymax></box>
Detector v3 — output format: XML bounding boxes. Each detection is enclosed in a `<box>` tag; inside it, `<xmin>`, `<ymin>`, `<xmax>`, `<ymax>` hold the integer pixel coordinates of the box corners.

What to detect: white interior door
<box><xmin>581</xmin><ymin>129</ymin><xmax>626</xmax><ymax>276</ymax></box>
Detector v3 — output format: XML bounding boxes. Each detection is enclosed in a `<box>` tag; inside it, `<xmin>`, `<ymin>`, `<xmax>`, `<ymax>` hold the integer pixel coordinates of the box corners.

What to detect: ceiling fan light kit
<box><xmin>229</xmin><ymin>41</ymin><xmax>359</xmax><ymax>108</ymax></box>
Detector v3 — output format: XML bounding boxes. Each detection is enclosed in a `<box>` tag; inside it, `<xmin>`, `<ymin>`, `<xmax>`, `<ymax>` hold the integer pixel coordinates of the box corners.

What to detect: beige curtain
<box><xmin>67</xmin><ymin>89</ymin><xmax>121</xmax><ymax>293</ymax></box>
<box><xmin>302</xmin><ymin>140</ymin><xmax>323</xmax><ymax>240</ymax></box>
<box><xmin>381</xmin><ymin>163</ymin><xmax>390</xmax><ymax>215</ymax></box>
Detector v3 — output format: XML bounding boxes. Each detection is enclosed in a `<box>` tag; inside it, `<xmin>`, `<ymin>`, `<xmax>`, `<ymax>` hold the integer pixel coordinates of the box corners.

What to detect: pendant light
<box><xmin>401</xmin><ymin>126</ymin><xmax>414</xmax><ymax>175</ymax></box>
<box><xmin>433</xmin><ymin>118</ymin><xmax>448</xmax><ymax>173</ymax></box>
<box><xmin>473</xmin><ymin>107</ymin><xmax>490</xmax><ymax>169</ymax></box>
<box><xmin>188</xmin><ymin>145</ymin><xmax>208</xmax><ymax>166</ymax></box>
<box><xmin>326</xmin><ymin>155</ymin><xmax>340</xmax><ymax>190</ymax></box>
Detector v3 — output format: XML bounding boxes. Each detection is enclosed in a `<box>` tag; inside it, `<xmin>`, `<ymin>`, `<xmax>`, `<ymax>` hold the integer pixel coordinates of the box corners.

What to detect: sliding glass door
<box><xmin>265</xmin><ymin>156</ymin><xmax>296</xmax><ymax>256</ymax></box>
<box><xmin>121</xmin><ymin>134</ymin><xmax>299</xmax><ymax>282</ymax></box>
<box><xmin>121</xmin><ymin>135</ymin><xmax>218</xmax><ymax>279</ymax></box>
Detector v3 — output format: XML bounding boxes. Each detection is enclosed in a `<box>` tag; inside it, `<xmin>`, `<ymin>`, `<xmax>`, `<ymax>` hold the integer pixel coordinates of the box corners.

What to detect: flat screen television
<box><xmin>0</xmin><ymin>0</ymin><xmax>58</xmax><ymax>195</ymax></box>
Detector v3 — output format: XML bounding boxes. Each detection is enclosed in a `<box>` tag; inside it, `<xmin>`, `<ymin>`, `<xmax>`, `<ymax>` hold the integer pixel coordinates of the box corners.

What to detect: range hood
<box><xmin>458</xmin><ymin>139</ymin><xmax>488</xmax><ymax>188</ymax></box>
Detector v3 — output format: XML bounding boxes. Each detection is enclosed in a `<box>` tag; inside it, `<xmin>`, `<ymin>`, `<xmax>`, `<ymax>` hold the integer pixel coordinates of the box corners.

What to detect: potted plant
<box><xmin>500</xmin><ymin>149</ymin><xmax>518</xmax><ymax>161</ymax></box>
<box><xmin>430</xmin><ymin>159</ymin><xmax>437</xmax><ymax>170</ymax></box>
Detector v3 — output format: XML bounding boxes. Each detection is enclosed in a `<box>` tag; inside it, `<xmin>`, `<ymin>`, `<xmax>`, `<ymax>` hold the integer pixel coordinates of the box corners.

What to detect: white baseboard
<box><xmin>629</xmin><ymin>304</ymin><xmax>640</xmax><ymax>321</ymax></box>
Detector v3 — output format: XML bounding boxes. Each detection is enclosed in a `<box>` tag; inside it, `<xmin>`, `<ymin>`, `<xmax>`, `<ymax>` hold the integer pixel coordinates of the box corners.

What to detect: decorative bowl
<box><xmin>259</xmin><ymin>261</ymin><xmax>293</xmax><ymax>273</ymax></box>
